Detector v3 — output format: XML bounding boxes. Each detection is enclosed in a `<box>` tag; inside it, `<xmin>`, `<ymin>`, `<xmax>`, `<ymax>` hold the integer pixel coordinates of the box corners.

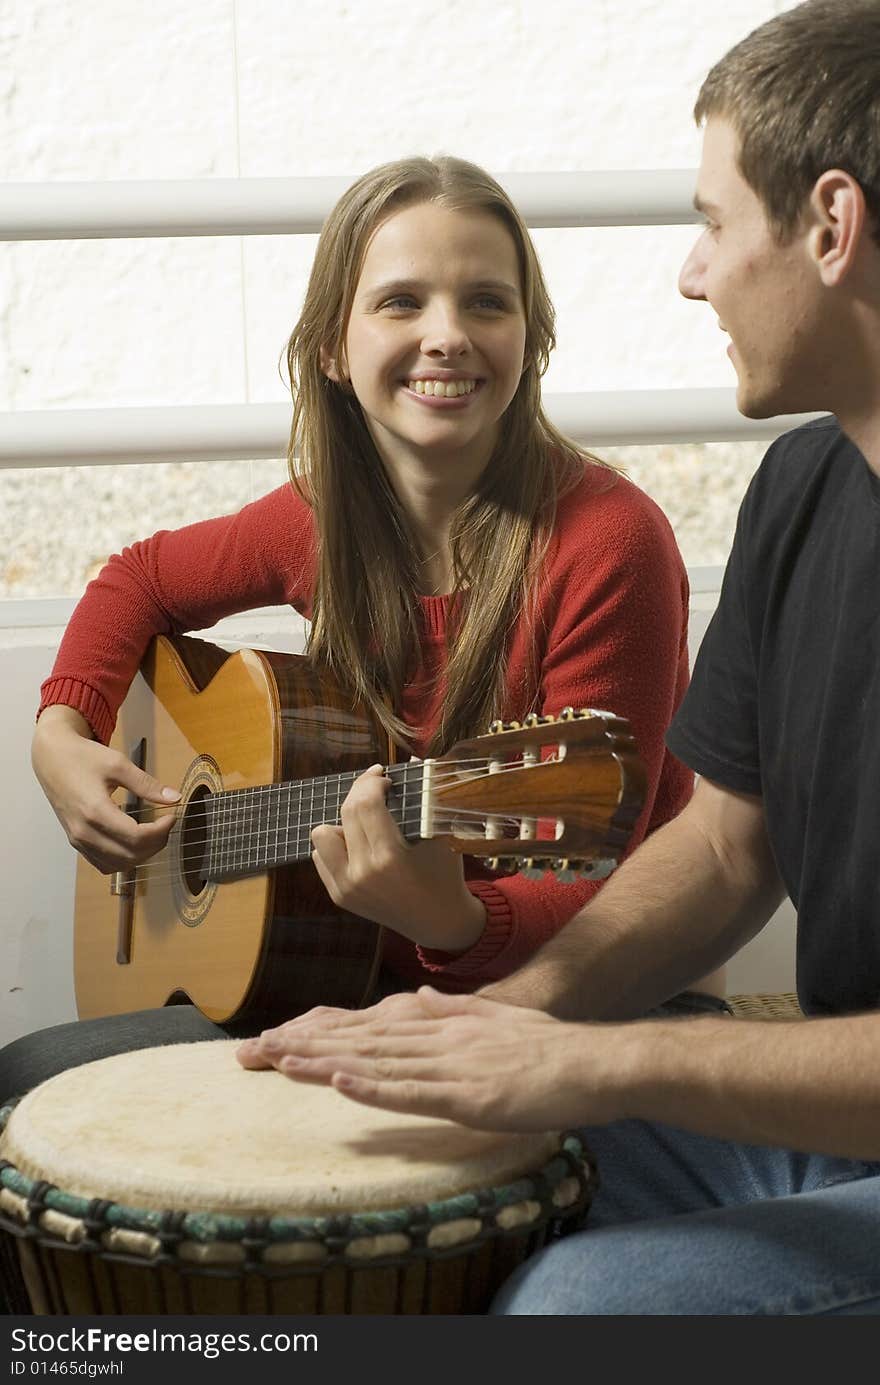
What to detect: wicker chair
<box><xmin>727</xmin><ymin>992</ymin><xmax>802</xmax><ymax>1020</ymax></box>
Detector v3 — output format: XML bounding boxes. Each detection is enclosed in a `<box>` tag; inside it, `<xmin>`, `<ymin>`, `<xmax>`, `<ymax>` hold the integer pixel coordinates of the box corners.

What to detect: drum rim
<box><xmin>0</xmin><ymin>1095</ymin><xmax>596</xmax><ymax>1264</ymax></box>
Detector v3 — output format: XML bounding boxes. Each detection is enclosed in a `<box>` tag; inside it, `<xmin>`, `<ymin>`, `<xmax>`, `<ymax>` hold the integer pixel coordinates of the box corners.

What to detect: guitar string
<box><xmin>112</xmin><ymin>793</ymin><xmax>555</xmax><ymax>878</ymax></box>
<box><xmin>111</xmin><ymin>754</ymin><xmax>560</xmax><ymax>825</ymax></box>
<box><xmin>125</xmin><ymin>804</ymin><xmax>552</xmax><ymax>891</ymax></box>
<box><xmin>121</xmin><ymin>768</ymin><xmax>561</xmax><ymax>885</ymax></box>
<box><xmin>90</xmin><ymin>754</ymin><xmax>568</xmax><ymax>887</ymax></box>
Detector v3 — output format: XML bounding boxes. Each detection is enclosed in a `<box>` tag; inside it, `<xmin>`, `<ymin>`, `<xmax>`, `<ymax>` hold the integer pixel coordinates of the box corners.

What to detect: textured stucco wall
<box><xmin>1</xmin><ymin>0</ymin><xmax>792</xmax><ymax>593</ymax></box>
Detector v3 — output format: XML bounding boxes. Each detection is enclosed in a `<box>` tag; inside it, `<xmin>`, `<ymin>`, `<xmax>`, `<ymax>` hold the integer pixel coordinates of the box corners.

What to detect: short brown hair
<box><xmin>695</xmin><ymin>0</ymin><xmax>880</xmax><ymax>246</ymax></box>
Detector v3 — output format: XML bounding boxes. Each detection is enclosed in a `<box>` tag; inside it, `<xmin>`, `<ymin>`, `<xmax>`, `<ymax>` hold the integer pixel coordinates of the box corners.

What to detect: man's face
<box><xmin>679</xmin><ymin>118</ymin><xmax>826</xmax><ymax>418</ymax></box>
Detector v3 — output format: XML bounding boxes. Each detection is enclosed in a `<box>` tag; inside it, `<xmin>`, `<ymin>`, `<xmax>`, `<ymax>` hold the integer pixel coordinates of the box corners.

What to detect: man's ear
<box><xmin>808</xmin><ymin>170</ymin><xmax>866</xmax><ymax>287</ymax></box>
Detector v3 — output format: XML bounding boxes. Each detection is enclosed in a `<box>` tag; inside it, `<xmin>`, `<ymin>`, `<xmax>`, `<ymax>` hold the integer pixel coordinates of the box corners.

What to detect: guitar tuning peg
<box><xmin>579</xmin><ymin>858</ymin><xmax>617</xmax><ymax>881</ymax></box>
<box><xmin>529</xmin><ymin>856</ymin><xmax>555</xmax><ymax>876</ymax></box>
<box><xmin>507</xmin><ymin>720</ymin><xmax>522</xmax><ymax>732</ymax></box>
<box><xmin>488</xmin><ymin>719</ymin><xmax>504</xmax><ymax>733</ymax></box>
<box><xmin>524</xmin><ymin>712</ymin><xmax>540</xmax><ymax>727</ymax></box>
<box><xmin>558</xmin><ymin>706</ymin><xmax>575</xmax><ymax>721</ymax></box>
<box><xmin>486</xmin><ymin>855</ymin><xmax>519</xmax><ymax>873</ymax></box>
<box><xmin>519</xmin><ymin>858</ymin><xmax>545</xmax><ymax>880</ymax></box>
<box><xmin>552</xmin><ymin>857</ymin><xmax>579</xmax><ymax>883</ymax></box>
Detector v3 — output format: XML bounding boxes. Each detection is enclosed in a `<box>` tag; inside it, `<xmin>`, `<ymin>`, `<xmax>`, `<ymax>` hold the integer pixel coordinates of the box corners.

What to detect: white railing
<box><xmin>0</xmin><ymin>392</ymin><xmax>824</xmax><ymax>469</ymax></box>
<box><xmin>0</xmin><ymin>171</ymin><xmax>700</xmax><ymax>240</ymax></box>
<box><xmin>0</xmin><ymin>172</ymin><xmax>822</xmax><ymax>460</ymax></box>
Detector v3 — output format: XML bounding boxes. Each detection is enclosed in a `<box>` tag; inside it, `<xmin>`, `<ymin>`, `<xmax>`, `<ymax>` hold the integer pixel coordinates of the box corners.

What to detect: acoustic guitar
<box><xmin>74</xmin><ymin>634</ymin><xmax>645</xmax><ymax>1028</ymax></box>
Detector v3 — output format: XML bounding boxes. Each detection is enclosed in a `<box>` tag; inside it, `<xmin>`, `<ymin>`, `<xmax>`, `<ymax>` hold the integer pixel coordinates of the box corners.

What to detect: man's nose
<box><xmin>679</xmin><ymin>237</ymin><xmax>708</xmax><ymax>301</ymax></box>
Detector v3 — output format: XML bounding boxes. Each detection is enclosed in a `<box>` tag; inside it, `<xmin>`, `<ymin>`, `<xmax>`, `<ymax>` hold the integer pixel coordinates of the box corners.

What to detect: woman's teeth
<box><xmin>408</xmin><ymin>379</ymin><xmax>477</xmax><ymax>397</ymax></box>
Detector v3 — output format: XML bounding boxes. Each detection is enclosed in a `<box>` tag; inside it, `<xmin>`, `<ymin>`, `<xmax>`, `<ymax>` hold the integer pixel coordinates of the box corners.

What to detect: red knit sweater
<box><xmin>40</xmin><ymin>466</ymin><xmax>692</xmax><ymax>990</ymax></box>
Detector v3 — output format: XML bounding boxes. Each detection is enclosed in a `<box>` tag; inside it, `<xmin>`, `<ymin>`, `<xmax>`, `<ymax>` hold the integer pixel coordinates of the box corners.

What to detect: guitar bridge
<box><xmin>111</xmin><ymin>736</ymin><xmax>146</xmax><ymax>964</ymax></box>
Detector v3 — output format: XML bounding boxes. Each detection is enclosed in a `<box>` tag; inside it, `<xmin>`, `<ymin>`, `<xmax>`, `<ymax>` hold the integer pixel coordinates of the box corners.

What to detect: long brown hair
<box><xmin>285</xmin><ymin>155</ymin><xmax>604</xmax><ymax>754</ymax></box>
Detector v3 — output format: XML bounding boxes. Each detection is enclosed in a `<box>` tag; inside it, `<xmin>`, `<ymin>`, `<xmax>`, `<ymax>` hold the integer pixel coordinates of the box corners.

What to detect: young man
<box><xmin>238</xmin><ymin>0</ymin><xmax>880</xmax><ymax>1314</ymax></box>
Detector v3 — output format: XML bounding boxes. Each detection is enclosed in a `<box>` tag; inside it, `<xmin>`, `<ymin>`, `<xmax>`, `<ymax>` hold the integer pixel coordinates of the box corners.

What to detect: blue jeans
<box><xmin>493</xmin><ymin>995</ymin><xmax>880</xmax><ymax>1315</ymax></box>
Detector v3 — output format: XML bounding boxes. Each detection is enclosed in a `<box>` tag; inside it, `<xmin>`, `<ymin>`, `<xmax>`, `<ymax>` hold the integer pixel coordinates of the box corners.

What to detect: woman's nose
<box><xmin>420</xmin><ymin>304</ymin><xmax>471</xmax><ymax>356</ymax></box>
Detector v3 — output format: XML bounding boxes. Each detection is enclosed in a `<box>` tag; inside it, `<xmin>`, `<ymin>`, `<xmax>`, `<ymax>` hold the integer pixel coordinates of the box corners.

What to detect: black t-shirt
<box><xmin>667</xmin><ymin>416</ymin><xmax>880</xmax><ymax>1015</ymax></box>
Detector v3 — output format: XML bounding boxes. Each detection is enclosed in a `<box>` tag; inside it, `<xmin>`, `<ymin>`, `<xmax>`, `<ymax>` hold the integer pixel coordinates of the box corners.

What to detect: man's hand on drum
<box><xmin>32</xmin><ymin>705</ymin><xmax>180</xmax><ymax>874</ymax></box>
<box><xmin>237</xmin><ymin>987</ymin><xmax>622</xmax><ymax>1134</ymax></box>
<box><xmin>237</xmin><ymin>989</ymin><xmax>437</xmax><ymax>1071</ymax></box>
<box><xmin>309</xmin><ymin>764</ymin><xmax>486</xmax><ymax>952</ymax></box>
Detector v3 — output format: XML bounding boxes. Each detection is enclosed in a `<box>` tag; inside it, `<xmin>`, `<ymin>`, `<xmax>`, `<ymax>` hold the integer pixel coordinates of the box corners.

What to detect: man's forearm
<box><xmin>482</xmin><ymin>780</ymin><xmax>785</xmax><ymax>1020</ymax></box>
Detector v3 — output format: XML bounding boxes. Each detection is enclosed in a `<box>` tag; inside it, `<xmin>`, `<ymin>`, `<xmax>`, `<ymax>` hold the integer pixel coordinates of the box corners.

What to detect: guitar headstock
<box><xmin>427</xmin><ymin>707</ymin><xmax>646</xmax><ymax>882</ymax></box>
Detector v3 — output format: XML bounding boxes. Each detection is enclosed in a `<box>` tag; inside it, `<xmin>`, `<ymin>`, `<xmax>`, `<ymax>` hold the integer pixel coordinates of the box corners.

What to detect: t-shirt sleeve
<box><xmin>666</xmin><ymin>484</ymin><xmax>761</xmax><ymax>795</ymax></box>
<box><xmin>38</xmin><ymin>484</ymin><xmax>316</xmax><ymax>744</ymax></box>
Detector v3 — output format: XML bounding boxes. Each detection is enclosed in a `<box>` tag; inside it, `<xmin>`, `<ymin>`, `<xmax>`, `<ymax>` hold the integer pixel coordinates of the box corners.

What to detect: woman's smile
<box><xmin>402</xmin><ymin>375</ymin><xmax>484</xmax><ymax>406</ymax></box>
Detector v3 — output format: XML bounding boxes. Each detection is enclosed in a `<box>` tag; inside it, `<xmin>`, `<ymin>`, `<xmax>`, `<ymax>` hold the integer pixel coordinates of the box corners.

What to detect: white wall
<box><xmin>2</xmin><ymin>0</ymin><xmax>794</xmax><ymax>411</ymax></box>
<box><xmin>1</xmin><ymin>1</ymin><xmax>797</xmax><ymax>599</ymax></box>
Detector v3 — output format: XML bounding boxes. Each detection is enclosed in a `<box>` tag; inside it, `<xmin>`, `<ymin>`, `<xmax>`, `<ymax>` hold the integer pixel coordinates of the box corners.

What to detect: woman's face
<box><xmin>330</xmin><ymin>201</ymin><xmax>528</xmax><ymax>482</ymax></box>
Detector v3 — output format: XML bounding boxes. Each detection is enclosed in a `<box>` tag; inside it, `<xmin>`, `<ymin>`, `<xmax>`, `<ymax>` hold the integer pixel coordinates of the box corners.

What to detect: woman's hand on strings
<box><xmin>309</xmin><ymin>764</ymin><xmax>486</xmax><ymax>951</ymax></box>
<box><xmin>32</xmin><ymin>705</ymin><xmax>180</xmax><ymax>873</ymax></box>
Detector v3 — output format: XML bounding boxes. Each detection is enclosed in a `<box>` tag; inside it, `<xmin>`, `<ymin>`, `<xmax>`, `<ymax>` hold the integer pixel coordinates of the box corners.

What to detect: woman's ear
<box><xmin>320</xmin><ymin>344</ymin><xmax>350</xmax><ymax>385</ymax></box>
<box><xmin>320</xmin><ymin>343</ymin><xmax>343</xmax><ymax>382</ymax></box>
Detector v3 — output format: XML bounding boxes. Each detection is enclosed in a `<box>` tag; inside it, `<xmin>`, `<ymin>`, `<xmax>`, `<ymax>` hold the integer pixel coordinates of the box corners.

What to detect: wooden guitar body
<box><xmin>74</xmin><ymin>636</ymin><xmax>386</xmax><ymax>1028</ymax></box>
<box><xmin>74</xmin><ymin>634</ymin><xmax>646</xmax><ymax>1030</ymax></box>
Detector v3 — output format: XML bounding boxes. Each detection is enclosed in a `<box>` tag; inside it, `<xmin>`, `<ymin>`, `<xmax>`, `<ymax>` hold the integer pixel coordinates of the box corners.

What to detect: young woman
<box><xmin>22</xmin><ymin>155</ymin><xmax>718</xmax><ymax>1088</ymax></box>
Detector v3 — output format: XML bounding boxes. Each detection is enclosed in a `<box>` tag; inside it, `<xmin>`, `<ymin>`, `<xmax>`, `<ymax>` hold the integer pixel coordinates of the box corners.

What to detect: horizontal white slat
<box><xmin>0</xmin><ymin>392</ymin><xmax>827</xmax><ymax>468</ymax></box>
<box><xmin>0</xmin><ymin>171</ymin><xmax>702</xmax><ymax>240</ymax></box>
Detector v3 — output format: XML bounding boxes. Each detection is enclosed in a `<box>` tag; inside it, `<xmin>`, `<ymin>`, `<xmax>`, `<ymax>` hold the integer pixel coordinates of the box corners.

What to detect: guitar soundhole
<box><xmin>180</xmin><ymin>785</ymin><xmax>212</xmax><ymax>897</ymax></box>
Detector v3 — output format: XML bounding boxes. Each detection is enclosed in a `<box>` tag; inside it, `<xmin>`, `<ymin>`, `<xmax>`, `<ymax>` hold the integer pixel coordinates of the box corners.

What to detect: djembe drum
<box><xmin>0</xmin><ymin>1041</ymin><xmax>596</xmax><ymax>1315</ymax></box>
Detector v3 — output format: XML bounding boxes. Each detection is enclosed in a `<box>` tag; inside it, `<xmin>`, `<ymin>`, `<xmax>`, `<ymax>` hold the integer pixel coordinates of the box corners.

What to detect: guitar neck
<box><xmin>206</xmin><ymin>760</ymin><xmax>425</xmax><ymax>880</ymax></box>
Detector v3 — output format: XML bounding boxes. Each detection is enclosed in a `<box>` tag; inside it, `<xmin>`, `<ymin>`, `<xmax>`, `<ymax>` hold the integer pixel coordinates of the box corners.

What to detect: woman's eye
<box><xmin>382</xmin><ymin>296</ymin><xmax>418</xmax><ymax>311</ymax></box>
<box><xmin>472</xmin><ymin>295</ymin><xmax>505</xmax><ymax>311</ymax></box>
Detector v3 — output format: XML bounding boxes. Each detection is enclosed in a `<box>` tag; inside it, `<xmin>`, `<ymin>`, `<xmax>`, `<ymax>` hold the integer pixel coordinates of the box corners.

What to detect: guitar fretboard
<box><xmin>205</xmin><ymin>760</ymin><xmax>426</xmax><ymax>880</ymax></box>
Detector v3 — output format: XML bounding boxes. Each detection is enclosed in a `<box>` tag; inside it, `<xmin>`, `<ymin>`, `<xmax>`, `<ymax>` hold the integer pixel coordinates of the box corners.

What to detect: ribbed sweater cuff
<box><xmin>38</xmin><ymin>678</ymin><xmax>115</xmax><ymax>745</ymax></box>
<box><xmin>416</xmin><ymin>881</ymin><xmax>513</xmax><ymax>975</ymax></box>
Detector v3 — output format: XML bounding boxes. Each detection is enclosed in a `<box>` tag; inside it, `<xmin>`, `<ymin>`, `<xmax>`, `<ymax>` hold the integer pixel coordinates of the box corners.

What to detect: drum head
<box><xmin>0</xmin><ymin>1041</ymin><xmax>596</xmax><ymax>1315</ymax></box>
<box><xmin>1</xmin><ymin>1040</ymin><xmax>563</xmax><ymax>1217</ymax></box>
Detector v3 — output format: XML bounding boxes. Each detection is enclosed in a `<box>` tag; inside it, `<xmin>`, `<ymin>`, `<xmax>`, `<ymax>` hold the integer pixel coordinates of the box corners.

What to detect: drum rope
<box><xmin>0</xmin><ymin>1094</ymin><xmax>596</xmax><ymax>1270</ymax></box>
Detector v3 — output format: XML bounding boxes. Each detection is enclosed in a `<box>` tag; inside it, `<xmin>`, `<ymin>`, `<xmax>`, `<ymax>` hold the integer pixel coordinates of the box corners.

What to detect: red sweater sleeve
<box><xmin>38</xmin><ymin>485</ymin><xmax>316</xmax><ymax>744</ymax></box>
<box><xmin>416</xmin><ymin>469</ymin><xmax>693</xmax><ymax>987</ymax></box>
